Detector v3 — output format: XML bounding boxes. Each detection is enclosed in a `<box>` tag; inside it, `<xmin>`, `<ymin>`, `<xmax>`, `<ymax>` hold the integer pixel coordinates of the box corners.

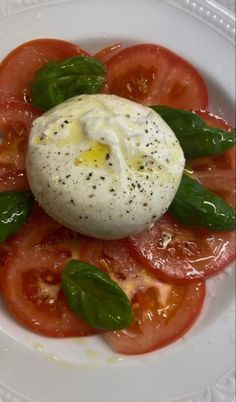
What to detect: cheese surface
<box><xmin>26</xmin><ymin>94</ymin><xmax>185</xmax><ymax>239</ymax></box>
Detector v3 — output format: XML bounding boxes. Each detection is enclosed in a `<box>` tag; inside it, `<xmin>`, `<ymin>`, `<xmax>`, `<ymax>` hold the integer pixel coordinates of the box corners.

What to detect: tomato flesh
<box><xmin>94</xmin><ymin>43</ymin><xmax>123</xmax><ymax>64</ymax></box>
<box><xmin>81</xmin><ymin>238</ymin><xmax>205</xmax><ymax>354</ymax></box>
<box><xmin>0</xmin><ymin>169</ymin><xmax>29</xmax><ymax>192</ymax></box>
<box><xmin>105</xmin><ymin>281</ymin><xmax>205</xmax><ymax>355</ymax></box>
<box><xmin>104</xmin><ymin>44</ymin><xmax>208</xmax><ymax>109</ymax></box>
<box><xmin>0</xmin><ymin>102</ymin><xmax>40</xmax><ymax>185</ymax></box>
<box><xmin>128</xmin><ymin>213</ymin><xmax>235</xmax><ymax>283</ymax></box>
<box><xmin>1</xmin><ymin>207</ymin><xmax>97</xmax><ymax>337</ymax></box>
<box><xmin>0</xmin><ymin>39</ymin><xmax>89</xmax><ymax>103</ymax></box>
<box><xmin>0</xmin><ymin>102</ymin><xmax>40</xmax><ymax>191</ymax></box>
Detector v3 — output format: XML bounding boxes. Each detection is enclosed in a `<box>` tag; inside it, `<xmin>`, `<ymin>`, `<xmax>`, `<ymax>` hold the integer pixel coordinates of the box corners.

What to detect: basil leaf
<box><xmin>31</xmin><ymin>56</ymin><xmax>105</xmax><ymax>110</ymax></box>
<box><xmin>0</xmin><ymin>191</ymin><xmax>34</xmax><ymax>243</ymax></box>
<box><xmin>151</xmin><ymin>105</ymin><xmax>236</xmax><ymax>158</ymax></box>
<box><xmin>62</xmin><ymin>260</ymin><xmax>134</xmax><ymax>330</ymax></box>
<box><xmin>34</xmin><ymin>56</ymin><xmax>105</xmax><ymax>80</ymax></box>
<box><xmin>169</xmin><ymin>174</ymin><xmax>236</xmax><ymax>231</ymax></box>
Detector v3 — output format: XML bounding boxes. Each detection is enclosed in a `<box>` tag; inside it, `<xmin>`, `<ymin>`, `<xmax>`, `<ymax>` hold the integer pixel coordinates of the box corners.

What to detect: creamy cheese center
<box><xmin>26</xmin><ymin>94</ymin><xmax>185</xmax><ymax>239</ymax></box>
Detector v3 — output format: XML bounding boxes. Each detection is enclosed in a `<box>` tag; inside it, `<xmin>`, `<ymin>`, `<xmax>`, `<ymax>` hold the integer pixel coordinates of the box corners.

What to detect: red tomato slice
<box><xmin>127</xmin><ymin>213</ymin><xmax>235</xmax><ymax>283</ymax></box>
<box><xmin>104</xmin><ymin>44</ymin><xmax>208</xmax><ymax>109</ymax></box>
<box><xmin>0</xmin><ymin>102</ymin><xmax>40</xmax><ymax>176</ymax></box>
<box><xmin>80</xmin><ymin>237</ymin><xmax>205</xmax><ymax>354</ymax></box>
<box><xmin>0</xmin><ymin>39</ymin><xmax>89</xmax><ymax>103</ymax></box>
<box><xmin>105</xmin><ymin>281</ymin><xmax>205</xmax><ymax>355</ymax></box>
<box><xmin>1</xmin><ymin>206</ymin><xmax>97</xmax><ymax>337</ymax></box>
<box><xmin>80</xmin><ymin>238</ymin><xmax>145</xmax><ymax>294</ymax></box>
<box><xmin>94</xmin><ymin>43</ymin><xmax>123</xmax><ymax>64</ymax></box>
<box><xmin>128</xmin><ymin>112</ymin><xmax>235</xmax><ymax>283</ymax></box>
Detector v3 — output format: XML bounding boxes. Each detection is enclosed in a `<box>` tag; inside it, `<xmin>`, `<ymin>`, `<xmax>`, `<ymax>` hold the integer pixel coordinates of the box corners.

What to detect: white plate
<box><xmin>0</xmin><ymin>1</ymin><xmax>235</xmax><ymax>401</ymax></box>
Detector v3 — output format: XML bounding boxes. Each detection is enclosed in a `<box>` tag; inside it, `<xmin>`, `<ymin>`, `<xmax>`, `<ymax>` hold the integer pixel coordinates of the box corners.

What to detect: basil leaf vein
<box><xmin>62</xmin><ymin>260</ymin><xmax>134</xmax><ymax>330</ymax></box>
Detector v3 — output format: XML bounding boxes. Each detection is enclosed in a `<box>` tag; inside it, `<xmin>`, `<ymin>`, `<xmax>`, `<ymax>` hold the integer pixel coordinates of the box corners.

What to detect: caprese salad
<box><xmin>0</xmin><ymin>39</ymin><xmax>235</xmax><ymax>355</ymax></box>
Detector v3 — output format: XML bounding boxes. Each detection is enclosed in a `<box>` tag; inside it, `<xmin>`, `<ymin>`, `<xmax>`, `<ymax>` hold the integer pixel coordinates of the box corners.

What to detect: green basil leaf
<box><xmin>35</xmin><ymin>56</ymin><xmax>105</xmax><ymax>80</ymax></box>
<box><xmin>62</xmin><ymin>260</ymin><xmax>134</xmax><ymax>330</ymax></box>
<box><xmin>0</xmin><ymin>191</ymin><xmax>34</xmax><ymax>243</ymax></box>
<box><xmin>151</xmin><ymin>105</ymin><xmax>236</xmax><ymax>158</ymax></box>
<box><xmin>169</xmin><ymin>174</ymin><xmax>236</xmax><ymax>231</ymax></box>
<box><xmin>31</xmin><ymin>56</ymin><xmax>105</xmax><ymax>110</ymax></box>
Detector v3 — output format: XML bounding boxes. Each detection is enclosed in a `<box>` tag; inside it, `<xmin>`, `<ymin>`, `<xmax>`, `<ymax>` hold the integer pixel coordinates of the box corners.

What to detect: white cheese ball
<box><xmin>26</xmin><ymin>94</ymin><xmax>185</xmax><ymax>239</ymax></box>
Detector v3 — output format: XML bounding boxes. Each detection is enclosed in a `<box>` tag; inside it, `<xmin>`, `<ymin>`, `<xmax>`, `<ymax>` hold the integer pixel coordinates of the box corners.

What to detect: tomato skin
<box><xmin>105</xmin><ymin>280</ymin><xmax>205</xmax><ymax>355</ymax></box>
<box><xmin>127</xmin><ymin>213</ymin><xmax>235</xmax><ymax>283</ymax></box>
<box><xmin>80</xmin><ymin>238</ymin><xmax>147</xmax><ymax>299</ymax></box>
<box><xmin>0</xmin><ymin>39</ymin><xmax>89</xmax><ymax>103</ymax></box>
<box><xmin>94</xmin><ymin>43</ymin><xmax>123</xmax><ymax>64</ymax></box>
<box><xmin>1</xmin><ymin>206</ymin><xmax>97</xmax><ymax>337</ymax></box>
<box><xmin>104</xmin><ymin>44</ymin><xmax>208</xmax><ymax>109</ymax></box>
<box><xmin>81</xmin><ymin>237</ymin><xmax>205</xmax><ymax>354</ymax></box>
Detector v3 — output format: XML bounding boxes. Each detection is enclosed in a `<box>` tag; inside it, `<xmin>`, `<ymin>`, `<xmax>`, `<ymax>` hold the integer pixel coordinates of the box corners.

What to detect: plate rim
<box><xmin>0</xmin><ymin>0</ymin><xmax>235</xmax><ymax>43</ymax></box>
<box><xmin>0</xmin><ymin>1</ymin><xmax>235</xmax><ymax>402</ymax></box>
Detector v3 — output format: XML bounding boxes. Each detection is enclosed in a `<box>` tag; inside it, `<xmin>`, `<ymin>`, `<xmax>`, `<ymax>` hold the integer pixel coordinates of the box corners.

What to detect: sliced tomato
<box><xmin>1</xmin><ymin>206</ymin><xmax>97</xmax><ymax>337</ymax></box>
<box><xmin>80</xmin><ymin>237</ymin><xmax>205</xmax><ymax>354</ymax></box>
<box><xmin>105</xmin><ymin>281</ymin><xmax>205</xmax><ymax>355</ymax></box>
<box><xmin>0</xmin><ymin>102</ymin><xmax>40</xmax><ymax>179</ymax></box>
<box><xmin>94</xmin><ymin>43</ymin><xmax>123</xmax><ymax>64</ymax></box>
<box><xmin>80</xmin><ymin>238</ymin><xmax>146</xmax><ymax>297</ymax></box>
<box><xmin>127</xmin><ymin>213</ymin><xmax>235</xmax><ymax>283</ymax></box>
<box><xmin>104</xmin><ymin>44</ymin><xmax>208</xmax><ymax>109</ymax></box>
<box><xmin>0</xmin><ymin>39</ymin><xmax>89</xmax><ymax>103</ymax></box>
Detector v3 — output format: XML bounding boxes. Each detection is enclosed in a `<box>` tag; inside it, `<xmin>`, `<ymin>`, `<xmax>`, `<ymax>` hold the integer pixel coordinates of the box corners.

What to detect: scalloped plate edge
<box><xmin>0</xmin><ymin>0</ymin><xmax>235</xmax><ymax>45</ymax></box>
